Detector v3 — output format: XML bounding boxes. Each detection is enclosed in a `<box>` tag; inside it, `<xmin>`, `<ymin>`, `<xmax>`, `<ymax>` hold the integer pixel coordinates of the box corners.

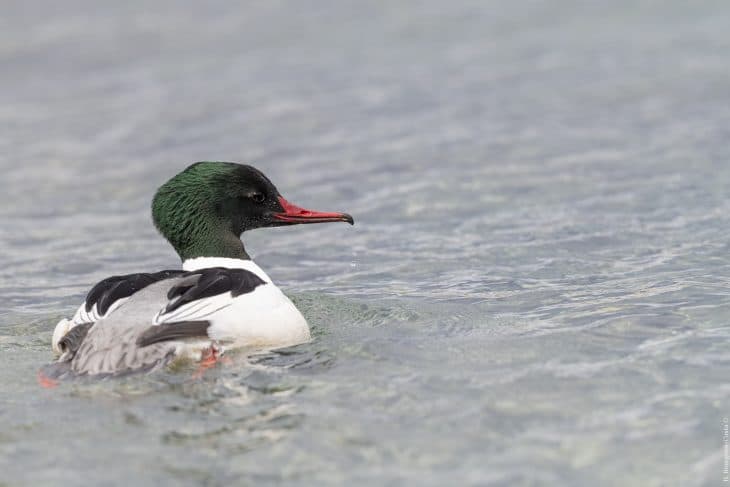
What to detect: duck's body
<box><xmin>48</xmin><ymin>162</ymin><xmax>352</xmax><ymax>377</ymax></box>
<box><xmin>52</xmin><ymin>258</ymin><xmax>309</xmax><ymax>376</ymax></box>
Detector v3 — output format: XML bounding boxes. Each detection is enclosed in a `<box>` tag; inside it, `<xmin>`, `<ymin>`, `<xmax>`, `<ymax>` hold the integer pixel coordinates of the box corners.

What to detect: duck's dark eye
<box><xmin>251</xmin><ymin>193</ymin><xmax>265</xmax><ymax>203</ymax></box>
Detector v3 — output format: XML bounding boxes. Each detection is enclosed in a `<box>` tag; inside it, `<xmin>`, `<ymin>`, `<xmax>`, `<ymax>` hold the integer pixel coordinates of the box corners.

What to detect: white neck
<box><xmin>182</xmin><ymin>257</ymin><xmax>272</xmax><ymax>283</ymax></box>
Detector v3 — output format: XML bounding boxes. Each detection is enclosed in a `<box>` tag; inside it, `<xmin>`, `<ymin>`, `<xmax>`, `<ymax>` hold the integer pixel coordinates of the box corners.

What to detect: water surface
<box><xmin>1</xmin><ymin>1</ymin><xmax>730</xmax><ymax>485</ymax></box>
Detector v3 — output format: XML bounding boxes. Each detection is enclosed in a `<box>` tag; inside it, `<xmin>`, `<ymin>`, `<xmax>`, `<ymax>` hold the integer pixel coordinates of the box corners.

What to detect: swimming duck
<box><xmin>48</xmin><ymin>162</ymin><xmax>353</xmax><ymax>377</ymax></box>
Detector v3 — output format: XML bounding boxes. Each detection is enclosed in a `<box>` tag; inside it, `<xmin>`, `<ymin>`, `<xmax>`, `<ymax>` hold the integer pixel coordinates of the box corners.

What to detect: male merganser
<box><xmin>47</xmin><ymin>162</ymin><xmax>353</xmax><ymax>377</ymax></box>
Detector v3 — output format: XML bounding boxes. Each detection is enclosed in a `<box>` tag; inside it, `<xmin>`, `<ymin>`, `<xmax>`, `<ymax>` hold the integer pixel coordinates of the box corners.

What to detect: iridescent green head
<box><xmin>152</xmin><ymin>162</ymin><xmax>353</xmax><ymax>261</ymax></box>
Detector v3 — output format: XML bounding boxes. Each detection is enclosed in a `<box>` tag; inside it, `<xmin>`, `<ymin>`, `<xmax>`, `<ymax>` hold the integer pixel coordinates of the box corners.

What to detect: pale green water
<box><xmin>1</xmin><ymin>1</ymin><xmax>730</xmax><ymax>485</ymax></box>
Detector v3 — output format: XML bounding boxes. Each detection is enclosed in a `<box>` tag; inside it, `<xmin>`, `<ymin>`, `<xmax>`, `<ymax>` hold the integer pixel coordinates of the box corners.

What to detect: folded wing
<box><xmin>153</xmin><ymin>268</ymin><xmax>267</xmax><ymax>325</ymax></box>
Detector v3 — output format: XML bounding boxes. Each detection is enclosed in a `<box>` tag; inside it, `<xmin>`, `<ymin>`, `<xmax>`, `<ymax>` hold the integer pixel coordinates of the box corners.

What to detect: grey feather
<box><xmin>68</xmin><ymin>277</ymin><xmax>202</xmax><ymax>376</ymax></box>
<box><xmin>57</xmin><ymin>322</ymin><xmax>94</xmax><ymax>359</ymax></box>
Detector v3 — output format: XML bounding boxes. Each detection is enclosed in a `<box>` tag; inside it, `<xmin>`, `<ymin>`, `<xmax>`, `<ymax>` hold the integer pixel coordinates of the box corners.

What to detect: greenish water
<box><xmin>1</xmin><ymin>1</ymin><xmax>730</xmax><ymax>485</ymax></box>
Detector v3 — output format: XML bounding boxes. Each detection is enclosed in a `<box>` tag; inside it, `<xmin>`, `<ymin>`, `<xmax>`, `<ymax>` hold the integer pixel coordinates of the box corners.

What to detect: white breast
<box><xmin>205</xmin><ymin>284</ymin><xmax>310</xmax><ymax>348</ymax></box>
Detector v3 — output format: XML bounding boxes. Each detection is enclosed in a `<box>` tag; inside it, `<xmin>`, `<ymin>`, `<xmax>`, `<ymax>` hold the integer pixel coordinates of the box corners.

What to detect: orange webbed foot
<box><xmin>37</xmin><ymin>370</ymin><xmax>59</xmax><ymax>389</ymax></box>
<box><xmin>192</xmin><ymin>344</ymin><xmax>226</xmax><ymax>379</ymax></box>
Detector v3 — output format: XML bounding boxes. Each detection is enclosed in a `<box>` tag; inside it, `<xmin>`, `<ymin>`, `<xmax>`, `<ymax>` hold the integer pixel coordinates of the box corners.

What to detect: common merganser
<box><xmin>47</xmin><ymin>162</ymin><xmax>353</xmax><ymax>377</ymax></box>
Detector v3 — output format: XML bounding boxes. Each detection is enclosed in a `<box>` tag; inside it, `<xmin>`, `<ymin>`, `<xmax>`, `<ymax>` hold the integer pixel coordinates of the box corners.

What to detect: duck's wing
<box><xmin>151</xmin><ymin>267</ymin><xmax>267</xmax><ymax>326</ymax></box>
<box><xmin>52</xmin><ymin>270</ymin><xmax>185</xmax><ymax>355</ymax></box>
<box><xmin>73</xmin><ymin>270</ymin><xmax>186</xmax><ymax>324</ymax></box>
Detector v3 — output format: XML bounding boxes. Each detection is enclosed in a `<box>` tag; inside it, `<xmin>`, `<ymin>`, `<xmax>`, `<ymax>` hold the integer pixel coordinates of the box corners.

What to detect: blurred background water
<box><xmin>1</xmin><ymin>1</ymin><xmax>729</xmax><ymax>485</ymax></box>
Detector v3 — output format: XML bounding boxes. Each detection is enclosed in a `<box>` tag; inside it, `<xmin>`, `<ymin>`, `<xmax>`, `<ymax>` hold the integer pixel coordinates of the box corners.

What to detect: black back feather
<box><xmin>85</xmin><ymin>270</ymin><xmax>185</xmax><ymax>315</ymax></box>
<box><xmin>164</xmin><ymin>267</ymin><xmax>266</xmax><ymax>314</ymax></box>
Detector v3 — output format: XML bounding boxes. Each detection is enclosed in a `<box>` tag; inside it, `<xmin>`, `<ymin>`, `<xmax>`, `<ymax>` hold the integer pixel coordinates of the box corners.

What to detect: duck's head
<box><xmin>152</xmin><ymin>162</ymin><xmax>354</xmax><ymax>261</ymax></box>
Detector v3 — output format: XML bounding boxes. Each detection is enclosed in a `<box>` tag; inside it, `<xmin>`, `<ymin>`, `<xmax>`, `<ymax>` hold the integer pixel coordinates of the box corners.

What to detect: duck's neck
<box><xmin>174</xmin><ymin>228</ymin><xmax>250</xmax><ymax>261</ymax></box>
<box><xmin>153</xmin><ymin>203</ymin><xmax>250</xmax><ymax>261</ymax></box>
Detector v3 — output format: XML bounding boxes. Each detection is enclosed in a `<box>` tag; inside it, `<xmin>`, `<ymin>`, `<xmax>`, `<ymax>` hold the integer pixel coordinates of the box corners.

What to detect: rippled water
<box><xmin>2</xmin><ymin>1</ymin><xmax>730</xmax><ymax>485</ymax></box>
